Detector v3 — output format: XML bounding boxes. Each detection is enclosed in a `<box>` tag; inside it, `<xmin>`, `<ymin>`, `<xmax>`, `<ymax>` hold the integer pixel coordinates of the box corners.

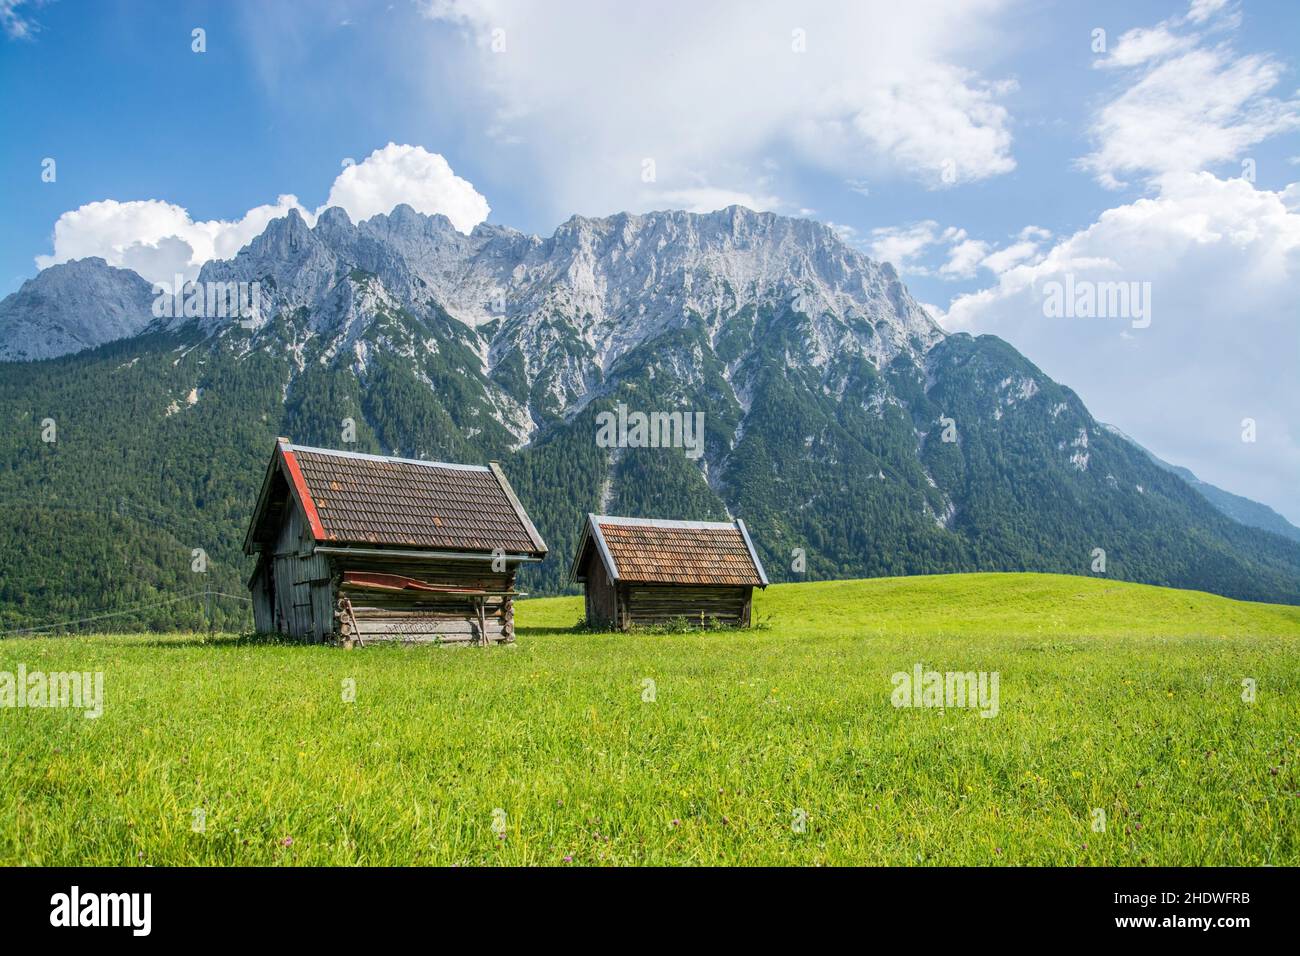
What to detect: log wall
<box><xmin>620</xmin><ymin>584</ymin><xmax>753</xmax><ymax>628</ymax></box>
<box><xmin>333</xmin><ymin>556</ymin><xmax>518</xmax><ymax>646</ymax></box>
<box><xmin>255</xmin><ymin>501</ymin><xmax>529</xmax><ymax>645</ymax></box>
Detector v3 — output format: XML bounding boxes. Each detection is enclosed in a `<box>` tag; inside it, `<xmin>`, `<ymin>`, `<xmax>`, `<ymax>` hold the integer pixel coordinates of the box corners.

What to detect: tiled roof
<box><xmin>281</xmin><ymin>444</ymin><xmax>544</xmax><ymax>553</ymax></box>
<box><xmin>583</xmin><ymin>516</ymin><xmax>766</xmax><ymax>586</ymax></box>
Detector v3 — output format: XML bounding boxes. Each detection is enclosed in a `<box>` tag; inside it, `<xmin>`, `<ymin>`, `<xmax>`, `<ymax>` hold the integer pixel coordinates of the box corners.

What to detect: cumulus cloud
<box><xmin>867</xmin><ymin>220</ymin><xmax>1051</xmax><ymax>280</ymax></box>
<box><xmin>940</xmin><ymin>238</ymin><xmax>992</xmax><ymax>279</ymax></box>
<box><xmin>889</xmin><ymin>2</ymin><xmax>1300</xmax><ymax>519</ymax></box>
<box><xmin>868</xmin><ymin>221</ymin><xmax>967</xmax><ymax>271</ymax></box>
<box><xmin>978</xmin><ymin>240</ymin><xmax>1040</xmax><ymax>275</ymax></box>
<box><xmin>940</xmin><ymin>172</ymin><xmax>1300</xmax><ymax>523</ymax></box>
<box><xmin>420</xmin><ymin>0</ymin><xmax>1018</xmax><ymax>216</ymax></box>
<box><xmin>323</xmin><ymin>143</ymin><xmax>489</xmax><ymax>231</ymax></box>
<box><xmin>651</xmin><ymin>187</ymin><xmax>782</xmax><ymax>215</ymax></box>
<box><xmin>1081</xmin><ymin>1</ymin><xmax>1300</xmax><ymax>188</ymax></box>
<box><xmin>36</xmin><ymin>145</ymin><xmax>489</xmax><ymax>286</ymax></box>
<box><xmin>36</xmin><ymin>196</ymin><xmax>311</xmax><ymax>287</ymax></box>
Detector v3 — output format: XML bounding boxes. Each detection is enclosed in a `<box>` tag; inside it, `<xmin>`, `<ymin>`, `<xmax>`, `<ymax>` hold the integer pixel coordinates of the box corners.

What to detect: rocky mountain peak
<box><xmin>0</xmin><ymin>257</ymin><xmax>157</xmax><ymax>361</ymax></box>
<box><xmin>2</xmin><ymin>204</ymin><xmax>944</xmax><ymax>390</ymax></box>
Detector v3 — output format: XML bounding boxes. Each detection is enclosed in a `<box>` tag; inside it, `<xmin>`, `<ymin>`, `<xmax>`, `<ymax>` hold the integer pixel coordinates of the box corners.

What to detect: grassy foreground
<box><xmin>1</xmin><ymin>572</ymin><xmax>1297</xmax><ymax>866</ymax></box>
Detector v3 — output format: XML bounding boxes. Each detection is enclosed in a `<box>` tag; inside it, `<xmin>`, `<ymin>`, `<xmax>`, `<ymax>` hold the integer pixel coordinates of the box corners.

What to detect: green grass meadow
<box><xmin>1</xmin><ymin>572</ymin><xmax>1298</xmax><ymax>866</ymax></box>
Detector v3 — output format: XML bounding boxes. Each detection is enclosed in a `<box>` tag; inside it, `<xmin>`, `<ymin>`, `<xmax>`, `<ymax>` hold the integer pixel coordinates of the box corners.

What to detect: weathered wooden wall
<box><xmin>620</xmin><ymin>584</ymin><xmax>753</xmax><ymax>628</ymax></box>
<box><xmin>269</xmin><ymin>507</ymin><xmax>333</xmax><ymax>641</ymax></box>
<box><xmin>250</xmin><ymin>560</ymin><xmax>274</xmax><ymax>633</ymax></box>
<box><xmin>334</xmin><ymin>556</ymin><xmax>518</xmax><ymax>645</ymax></box>
<box><xmin>581</xmin><ymin>552</ymin><xmax>619</xmax><ymax>629</ymax></box>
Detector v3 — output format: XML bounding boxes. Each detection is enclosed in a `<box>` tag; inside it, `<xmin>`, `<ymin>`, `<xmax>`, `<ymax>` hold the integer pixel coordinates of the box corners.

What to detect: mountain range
<box><xmin>1</xmin><ymin>204</ymin><xmax>1298</xmax><ymax>632</ymax></box>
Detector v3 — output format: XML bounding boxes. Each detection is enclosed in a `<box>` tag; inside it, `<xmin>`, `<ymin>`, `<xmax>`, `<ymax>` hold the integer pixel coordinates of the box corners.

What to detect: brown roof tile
<box><xmin>288</xmin><ymin>446</ymin><xmax>543</xmax><ymax>553</ymax></box>
<box><xmin>589</xmin><ymin>517</ymin><xmax>766</xmax><ymax>586</ymax></box>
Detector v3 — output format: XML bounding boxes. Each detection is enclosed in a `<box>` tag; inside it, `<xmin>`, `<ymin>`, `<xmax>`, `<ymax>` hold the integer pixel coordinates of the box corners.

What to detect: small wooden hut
<box><xmin>568</xmin><ymin>514</ymin><xmax>767</xmax><ymax>629</ymax></box>
<box><xmin>243</xmin><ymin>439</ymin><xmax>547</xmax><ymax>645</ymax></box>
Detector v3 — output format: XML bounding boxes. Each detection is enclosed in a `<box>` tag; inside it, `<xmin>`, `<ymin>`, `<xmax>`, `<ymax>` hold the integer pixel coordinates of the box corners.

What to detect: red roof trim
<box><xmin>280</xmin><ymin>443</ymin><xmax>328</xmax><ymax>541</ymax></box>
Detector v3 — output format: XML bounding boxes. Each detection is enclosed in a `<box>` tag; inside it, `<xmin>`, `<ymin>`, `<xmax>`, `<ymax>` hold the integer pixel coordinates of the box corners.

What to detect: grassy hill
<box><xmin>527</xmin><ymin>572</ymin><xmax>1300</xmax><ymax>638</ymax></box>
<box><xmin>1</xmin><ymin>573</ymin><xmax>1297</xmax><ymax>866</ymax></box>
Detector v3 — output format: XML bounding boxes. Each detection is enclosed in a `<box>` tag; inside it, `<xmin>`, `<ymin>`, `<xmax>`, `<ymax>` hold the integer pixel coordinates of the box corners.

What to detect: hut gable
<box><xmin>569</xmin><ymin>515</ymin><xmax>767</xmax><ymax>587</ymax></box>
<box><xmin>243</xmin><ymin>439</ymin><xmax>546</xmax><ymax>645</ymax></box>
<box><xmin>569</xmin><ymin>515</ymin><xmax>767</xmax><ymax>630</ymax></box>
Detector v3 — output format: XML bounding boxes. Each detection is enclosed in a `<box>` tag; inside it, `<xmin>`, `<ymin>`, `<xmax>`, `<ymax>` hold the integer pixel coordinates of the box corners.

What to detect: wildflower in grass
<box><xmin>671</xmin><ymin>819</ymin><xmax>680</xmax><ymax>827</ymax></box>
<box><xmin>563</xmin><ymin>855</ymin><xmax>573</xmax><ymax>863</ymax></box>
<box><xmin>282</xmin><ymin>837</ymin><xmax>293</xmax><ymax>847</ymax></box>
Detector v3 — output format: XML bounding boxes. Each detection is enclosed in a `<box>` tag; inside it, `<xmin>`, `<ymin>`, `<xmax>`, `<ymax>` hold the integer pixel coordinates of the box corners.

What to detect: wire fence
<box><xmin>0</xmin><ymin>495</ymin><xmax>253</xmax><ymax>638</ymax></box>
<box><xmin>0</xmin><ymin>588</ymin><xmax>252</xmax><ymax>638</ymax></box>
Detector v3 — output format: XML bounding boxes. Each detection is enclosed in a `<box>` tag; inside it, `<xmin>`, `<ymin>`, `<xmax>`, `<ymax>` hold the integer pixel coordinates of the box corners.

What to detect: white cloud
<box><xmin>841</xmin><ymin>66</ymin><xmax>1016</xmax><ymax>187</ymax></box>
<box><xmin>1094</xmin><ymin>26</ymin><xmax>1193</xmax><ymax>70</ymax></box>
<box><xmin>939</xmin><ymin>238</ymin><xmax>991</xmax><ymax>278</ymax></box>
<box><xmin>940</xmin><ymin>172</ymin><xmax>1300</xmax><ymax>523</ymax></box>
<box><xmin>420</xmin><ymin>0</ymin><xmax>1018</xmax><ymax>216</ymax></box>
<box><xmin>1186</xmin><ymin>0</ymin><xmax>1230</xmax><ymax>25</ymax></box>
<box><xmin>1080</xmin><ymin>4</ymin><xmax>1300</xmax><ymax>188</ymax></box>
<box><xmin>651</xmin><ymin>187</ymin><xmax>781</xmax><ymax>215</ymax></box>
<box><xmin>323</xmin><ymin>143</ymin><xmax>489</xmax><ymax>231</ymax></box>
<box><xmin>0</xmin><ymin>0</ymin><xmax>41</xmax><ymax>40</ymax></box>
<box><xmin>868</xmin><ymin>221</ymin><xmax>967</xmax><ymax>270</ymax></box>
<box><xmin>979</xmin><ymin>240</ymin><xmax>1040</xmax><ymax>275</ymax></box>
<box><xmin>35</xmin><ymin>195</ymin><xmax>311</xmax><ymax>287</ymax></box>
<box><xmin>868</xmin><ymin>220</ymin><xmax>1050</xmax><ymax>281</ymax></box>
<box><xmin>36</xmin><ymin>145</ymin><xmax>489</xmax><ymax>286</ymax></box>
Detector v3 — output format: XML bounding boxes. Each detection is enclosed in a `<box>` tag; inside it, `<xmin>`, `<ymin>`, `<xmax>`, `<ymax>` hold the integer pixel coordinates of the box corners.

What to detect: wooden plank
<box><xmin>622</xmin><ymin>583</ymin><xmax>749</xmax><ymax>628</ymax></box>
<box><xmin>358</xmin><ymin>631</ymin><xmax>483</xmax><ymax>645</ymax></box>
<box><xmin>356</xmin><ymin>620</ymin><xmax>481</xmax><ymax>635</ymax></box>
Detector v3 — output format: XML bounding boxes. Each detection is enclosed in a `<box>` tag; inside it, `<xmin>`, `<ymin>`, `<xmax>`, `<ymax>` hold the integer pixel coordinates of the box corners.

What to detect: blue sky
<box><xmin>2</xmin><ymin>0</ymin><xmax>1298</xmax><ymax>520</ymax></box>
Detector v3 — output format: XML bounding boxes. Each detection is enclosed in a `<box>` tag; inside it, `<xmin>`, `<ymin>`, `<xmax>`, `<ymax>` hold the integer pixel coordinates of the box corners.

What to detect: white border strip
<box><xmin>735</xmin><ymin>518</ymin><xmax>769</xmax><ymax>587</ymax></box>
<box><xmin>286</xmin><ymin>443</ymin><xmax>491</xmax><ymax>473</ymax></box>
<box><xmin>592</xmin><ymin>515</ymin><xmax>743</xmax><ymax>531</ymax></box>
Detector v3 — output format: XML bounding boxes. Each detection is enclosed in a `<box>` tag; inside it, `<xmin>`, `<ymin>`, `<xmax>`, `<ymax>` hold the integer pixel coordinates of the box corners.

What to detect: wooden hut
<box><xmin>243</xmin><ymin>439</ymin><xmax>547</xmax><ymax>645</ymax></box>
<box><xmin>568</xmin><ymin>514</ymin><xmax>767</xmax><ymax>629</ymax></box>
